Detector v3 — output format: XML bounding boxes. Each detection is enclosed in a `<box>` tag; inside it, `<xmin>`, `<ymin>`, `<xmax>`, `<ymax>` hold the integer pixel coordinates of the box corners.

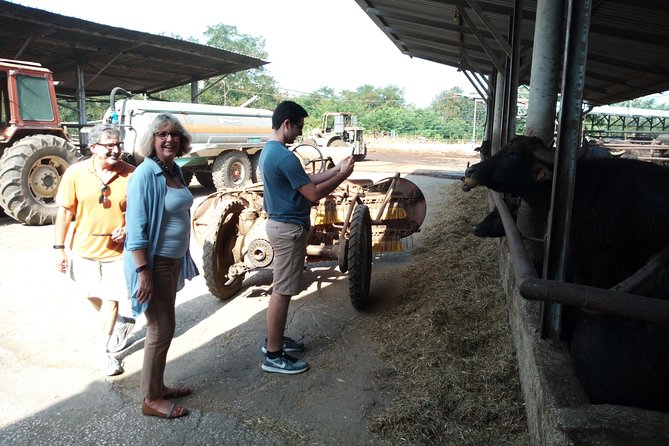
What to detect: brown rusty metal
<box><xmin>520</xmin><ymin>279</ymin><xmax>669</xmax><ymax>324</ymax></box>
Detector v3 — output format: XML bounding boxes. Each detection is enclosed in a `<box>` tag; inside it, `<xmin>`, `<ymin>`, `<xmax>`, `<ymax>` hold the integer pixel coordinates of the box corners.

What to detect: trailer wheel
<box><xmin>194</xmin><ymin>170</ymin><xmax>214</xmax><ymax>188</ymax></box>
<box><xmin>181</xmin><ymin>170</ymin><xmax>193</xmax><ymax>186</ymax></box>
<box><xmin>0</xmin><ymin>135</ymin><xmax>80</xmax><ymax>225</ymax></box>
<box><xmin>348</xmin><ymin>204</ymin><xmax>372</xmax><ymax>310</ymax></box>
<box><xmin>212</xmin><ymin>151</ymin><xmax>252</xmax><ymax>190</ymax></box>
<box><xmin>249</xmin><ymin>152</ymin><xmax>261</xmax><ymax>183</ymax></box>
<box><xmin>202</xmin><ymin>200</ymin><xmax>246</xmax><ymax>299</ymax></box>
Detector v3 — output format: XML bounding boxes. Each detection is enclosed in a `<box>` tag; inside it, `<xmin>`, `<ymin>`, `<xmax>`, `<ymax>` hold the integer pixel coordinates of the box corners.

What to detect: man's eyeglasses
<box><xmin>154</xmin><ymin>131</ymin><xmax>182</xmax><ymax>139</ymax></box>
<box><xmin>99</xmin><ymin>184</ymin><xmax>108</xmax><ymax>204</ymax></box>
<box><xmin>96</xmin><ymin>142</ymin><xmax>122</xmax><ymax>150</ymax></box>
<box><xmin>291</xmin><ymin>121</ymin><xmax>304</xmax><ymax>130</ymax></box>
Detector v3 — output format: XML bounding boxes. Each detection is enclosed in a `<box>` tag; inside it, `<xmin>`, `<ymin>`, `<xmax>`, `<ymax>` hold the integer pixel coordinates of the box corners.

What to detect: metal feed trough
<box><xmin>191</xmin><ymin>150</ymin><xmax>426</xmax><ymax>309</ymax></box>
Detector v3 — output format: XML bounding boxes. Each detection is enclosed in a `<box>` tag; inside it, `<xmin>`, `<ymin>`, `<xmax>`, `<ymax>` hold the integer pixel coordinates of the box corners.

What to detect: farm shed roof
<box><xmin>0</xmin><ymin>1</ymin><xmax>267</xmax><ymax>97</ymax></box>
<box><xmin>355</xmin><ymin>0</ymin><xmax>669</xmax><ymax>106</ymax></box>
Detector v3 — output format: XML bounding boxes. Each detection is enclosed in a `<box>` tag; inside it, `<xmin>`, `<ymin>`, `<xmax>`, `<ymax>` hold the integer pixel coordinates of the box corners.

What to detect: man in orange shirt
<box><xmin>54</xmin><ymin>123</ymin><xmax>135</xmax><ymax>376</ymax></box>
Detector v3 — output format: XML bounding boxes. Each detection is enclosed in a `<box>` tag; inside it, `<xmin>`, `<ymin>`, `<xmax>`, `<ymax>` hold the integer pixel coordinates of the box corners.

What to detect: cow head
<box><xmin>462</xmin><ymin>136</ymin><xmax>554</xmax><ymax>194</ymax></box>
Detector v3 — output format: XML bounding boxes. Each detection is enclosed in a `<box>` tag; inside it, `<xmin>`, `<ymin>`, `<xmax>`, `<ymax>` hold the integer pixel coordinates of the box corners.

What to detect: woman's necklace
<box><xmin>152</xmin><ymin>155</ymin><xmax>180</xmax><ymax>179</ymax></box>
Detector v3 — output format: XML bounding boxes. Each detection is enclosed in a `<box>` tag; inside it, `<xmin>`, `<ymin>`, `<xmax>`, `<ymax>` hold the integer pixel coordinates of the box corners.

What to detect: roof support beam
<box><xmin>456</xmin><ymin>4</ymin><xmax>505</xmax><ymax>73</ymax></box>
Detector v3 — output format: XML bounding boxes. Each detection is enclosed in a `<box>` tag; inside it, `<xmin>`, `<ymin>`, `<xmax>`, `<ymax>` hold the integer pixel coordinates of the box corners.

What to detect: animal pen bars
<box><xmin>358</xmin><ymin>0</ymin><xmax>669</xmax><ymax>443</ymax></box>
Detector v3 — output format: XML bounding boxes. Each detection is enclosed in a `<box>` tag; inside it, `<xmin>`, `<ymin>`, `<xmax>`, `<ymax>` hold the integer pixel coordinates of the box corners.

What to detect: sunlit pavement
<box><xmin>0</xmin><ymin>155</ymin><xmax>464</xmax><ymax>445</ymax></box>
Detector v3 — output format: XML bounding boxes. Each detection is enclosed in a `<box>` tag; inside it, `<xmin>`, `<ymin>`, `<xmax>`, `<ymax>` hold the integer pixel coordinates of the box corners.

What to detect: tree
<box><xmin>154</xmin><ymin>24</ymin><xmax>281</xmax><ymax>109</ymax></box>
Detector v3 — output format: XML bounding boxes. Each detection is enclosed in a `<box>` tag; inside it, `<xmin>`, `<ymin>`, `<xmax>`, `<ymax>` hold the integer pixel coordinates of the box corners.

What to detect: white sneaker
<box><xmin>107</xmin><ymin>317</ymin><xmax>135</xmax><ymax>353</ymax></box>
<box><xmin>97</xmin><ymin>353</ymin><xmax>124</xmax><ymax>376</ymax></box>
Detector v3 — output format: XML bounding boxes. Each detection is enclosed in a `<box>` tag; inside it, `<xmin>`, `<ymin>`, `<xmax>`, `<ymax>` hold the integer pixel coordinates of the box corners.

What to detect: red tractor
<box><xmin>0</xmin><ymin>58</ymin><xmax>80</xmax><ymax>225</ymax></box>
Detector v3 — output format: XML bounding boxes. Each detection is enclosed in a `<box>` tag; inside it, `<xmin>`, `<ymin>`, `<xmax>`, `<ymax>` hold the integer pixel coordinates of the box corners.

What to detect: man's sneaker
<box><xmin>262</xmin><ymin>352</ymin><xmax>309</xmax><ymax>375</ymax></box>
<box><xmin>97</xmin><ymin>353</ymin><xmax>124</xmax><ymax>376</ymax></box>
<box><xmin>107</xmin><ymin>317</ymin><xmax>135</xmax><ymax>353</ymax></box>
<box><xmin>261</xmin><ymin>336</ymin><xmax>305</xmax><ymax>354</ymax></box>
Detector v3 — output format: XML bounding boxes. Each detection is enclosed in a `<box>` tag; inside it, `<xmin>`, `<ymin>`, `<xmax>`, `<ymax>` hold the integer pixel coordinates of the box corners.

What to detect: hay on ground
<box><xmin>369</xmin><ymin>183</ymin><xmax>529</xmax><ymax>445</ymax></box>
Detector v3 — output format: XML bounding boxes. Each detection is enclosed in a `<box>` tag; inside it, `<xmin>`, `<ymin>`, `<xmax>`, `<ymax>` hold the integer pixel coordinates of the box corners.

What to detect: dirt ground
<box><xmin>0</xmin><ymin>144</ymin><xmax>526</xmax><ymax>445</ymax></box>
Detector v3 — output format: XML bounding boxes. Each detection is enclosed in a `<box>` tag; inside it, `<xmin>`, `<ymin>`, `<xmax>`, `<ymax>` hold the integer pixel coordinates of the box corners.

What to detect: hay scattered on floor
<box><xmin>369</xmin><ymin>183</ymin><xmax>528</xmax><ymax>445</ymax></box>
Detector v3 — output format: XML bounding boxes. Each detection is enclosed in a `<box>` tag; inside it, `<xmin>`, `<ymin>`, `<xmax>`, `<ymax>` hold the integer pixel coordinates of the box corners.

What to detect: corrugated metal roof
<box><xmin>356</xmin><ymin>0</ymin><xmax>669</xmax><ymax>106</ymax></box>
<box><xmin>0</xmin><ymin>1</ymin><xmax>268</xmax><ymax>97</ymax></box>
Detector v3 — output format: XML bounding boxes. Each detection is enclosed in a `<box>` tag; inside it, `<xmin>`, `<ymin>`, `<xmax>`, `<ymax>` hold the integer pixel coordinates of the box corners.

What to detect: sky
<box><xmin>11</xmin><ymin>0</ymin><xmax>476</xmax><ymax>108</ymax></box>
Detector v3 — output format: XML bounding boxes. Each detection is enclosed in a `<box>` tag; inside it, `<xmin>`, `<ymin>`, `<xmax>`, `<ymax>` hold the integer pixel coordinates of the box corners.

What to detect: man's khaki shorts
<box><xmin>69</xmin><ymin>254</ymin><xmax>128</xmax><ymax>301</ymax></box>
<box><xmin>266</xmin><ymin>220</ymin><xmax>308</xmax><ymax>296</ymax></box>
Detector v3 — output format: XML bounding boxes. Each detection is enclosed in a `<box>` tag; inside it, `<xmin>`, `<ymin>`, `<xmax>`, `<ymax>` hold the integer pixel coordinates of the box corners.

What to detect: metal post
<box><xmin>542</xmin><ymin>0</ymin><xmax>593</xmax><ymax>339</ymax></box>
<box><xmin>76</xmin><ymin>63</ymin><xmax>87</xmax><ymax>126</ymax></box>
<box><xmin>525</xmin><ymin>0</ymin><xmax>563</xmax><ymax>144</ymax></box>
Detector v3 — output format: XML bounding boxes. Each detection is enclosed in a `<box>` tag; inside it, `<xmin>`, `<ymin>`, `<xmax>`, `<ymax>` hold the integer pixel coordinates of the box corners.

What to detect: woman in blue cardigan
<box><xmin>124</xmin><ymin>113</ymin><xmax>198</xmax><ymax>419</ymax></box>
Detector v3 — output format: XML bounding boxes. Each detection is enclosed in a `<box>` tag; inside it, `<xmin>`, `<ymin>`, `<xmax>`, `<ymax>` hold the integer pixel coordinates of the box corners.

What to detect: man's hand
<box><xmin>55</xmin><ymin>250</ymin><xmax>68</xmax><ymax>274</ymax></box>
<box><xmin>338</xmin><ymin>155</ymin><xmax>355</xmax><ymax>178</ymax></box>
<box><xmin>111</xmin><ymin>226</ymin><xmax>126</xmax><ymax>244</ymax></box>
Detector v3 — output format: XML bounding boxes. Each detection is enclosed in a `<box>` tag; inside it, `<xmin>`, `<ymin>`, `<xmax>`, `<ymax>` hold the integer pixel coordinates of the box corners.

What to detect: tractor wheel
<box><xmin>212</xmin><ymin>151</ymin><xmax>252</xmax><ymax>190</ymax></box>
<box><xmin>329</xmin><ymin>139</ymin><xmax>348</xmax><ymax>148</ymax></box>
<box><xmin>202</xmin><ymin>200</ymin><xmax>247</xmax><ymax>299</ymax></box>
<box><xmin>338</xmin><ymin>237</ymin><xmax>349</xmax><ymax>273</ymax></box>
<box><xmin>249</xmin><ymin>152</ymin><xmax>261</xmax><ymax>183</ymax></box>
<box><xmin>194</xmin><ymin>170</ymin><xmax>214</xmax><ymax>188</ymax></box>
<box><xmin>0</xmin><ymin>134</ymin><xmax>80</xmax><ymax>225</ymax></box>
<box><xmin>353</xmin><ymin>144</ymin><xmax>368</xmax><ymax>162</ymax></box>
<box><xmin>348</xmin><ymin>204</ymin><xmax>372</xmax><ymax>310</ymax></box>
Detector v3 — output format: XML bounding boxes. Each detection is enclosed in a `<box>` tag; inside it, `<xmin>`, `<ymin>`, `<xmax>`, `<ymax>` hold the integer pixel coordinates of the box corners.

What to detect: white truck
<box><xmin>105</xmin><ymin>97</ymin><xmax>273</xmax><ymax>189</ymax></box>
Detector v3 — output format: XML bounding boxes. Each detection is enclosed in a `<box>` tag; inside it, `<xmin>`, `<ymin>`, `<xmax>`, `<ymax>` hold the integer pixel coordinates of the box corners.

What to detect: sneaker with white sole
<box><xmin>97</xmin><ymin>353</ymin><xmax>124</xmax><ymax>376</ymax></box>
<box><xmin>261</xmin><ymin>336</ymin><xmax>305</xmax><ymax>354</ymax></box>
<box><xmin>262</xmin><ymin>352</ymin><xmax>309</xmax><ymax>374</ymax></box>
<box><xmin>107</xmin><ymin>317</ymin><xmax>135</xmax><ymax>353</ymax></box>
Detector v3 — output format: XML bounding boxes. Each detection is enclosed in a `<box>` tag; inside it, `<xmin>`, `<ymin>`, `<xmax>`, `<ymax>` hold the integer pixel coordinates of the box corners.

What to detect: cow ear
<box><xmin>532</xmin><ymin>164</ymin><xmax>552</xmax><ymax>183</ymax></box>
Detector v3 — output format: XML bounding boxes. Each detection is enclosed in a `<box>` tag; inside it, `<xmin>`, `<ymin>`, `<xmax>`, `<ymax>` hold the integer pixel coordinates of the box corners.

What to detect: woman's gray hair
<box><xmin>138</xmin><ymin>113</ymin><xmax>192</xmax><ymax>158</ymax></box>
<box><xmin>88</xmin><ymin>123</ymin><xmax>121</xmax><ymax>146</ymax></box>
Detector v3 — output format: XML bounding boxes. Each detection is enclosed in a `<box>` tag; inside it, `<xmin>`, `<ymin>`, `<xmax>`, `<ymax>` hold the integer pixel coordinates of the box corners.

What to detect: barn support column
<box><xmin>542</xmin><ymin>0</ymin><xmax>593</xmax><ymax>339</ymax></box>
<box><xmin>503</xmin><ymin>0</ymin><xmax>523</xmax><ymax>141</ymax></box>
<box><xmin>75</xmin><ymin>62</ymin><xmax>87</xmax><ymax>126</ymax></box>
<box><xmin>525</xmin><ymin>0</ymin><xmax>563</xmax><ymax>144</ymax></box>
<box><xmin>517</xmin><ymin>0</ymin><xmax>565</xmax><ymax>306</ymax></box>
<box><xmin>491</xmin><ymin>70</ymin><xmax>506</xmax><ymax>154</ymax></box>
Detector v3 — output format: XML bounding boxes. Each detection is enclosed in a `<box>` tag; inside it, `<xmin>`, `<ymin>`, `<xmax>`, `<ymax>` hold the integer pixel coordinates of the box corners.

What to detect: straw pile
<box><xmin>368</xmin><ymin>183</ymin><xmax>529</xmax><ymax>445</ymax></box>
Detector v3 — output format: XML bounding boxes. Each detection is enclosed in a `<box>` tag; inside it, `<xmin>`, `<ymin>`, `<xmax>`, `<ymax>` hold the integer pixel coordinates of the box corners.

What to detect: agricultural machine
<box><xmin>304</xmin><ymin>112</ymin><xmax>367</xmax><ymax>161</ymax></box>
<box><xmin>191</xmin><ymin>147</ymin><xmax>426</xmax><ymax>309</ymax></box>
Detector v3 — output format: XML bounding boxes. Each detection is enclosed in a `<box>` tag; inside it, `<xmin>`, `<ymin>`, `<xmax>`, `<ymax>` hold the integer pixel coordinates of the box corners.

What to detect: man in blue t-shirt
<box><xmin>259</xmin><ymin>101</ymin><xmax>355</xmax><ymax>374</ymax></box>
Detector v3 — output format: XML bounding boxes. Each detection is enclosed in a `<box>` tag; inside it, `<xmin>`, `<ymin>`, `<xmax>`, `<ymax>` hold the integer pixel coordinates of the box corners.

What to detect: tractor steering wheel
<box><xmin>291</xmin><ymin>143</ymin><xmax>327</xmax><ymax>174</ymax></box>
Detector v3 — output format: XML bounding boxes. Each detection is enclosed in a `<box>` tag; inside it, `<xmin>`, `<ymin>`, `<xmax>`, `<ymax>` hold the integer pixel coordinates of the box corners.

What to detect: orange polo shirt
<box><xmin>56</xmin><ymin>157</ymin><xmax>135</xmax><ymax>260</ymax></box>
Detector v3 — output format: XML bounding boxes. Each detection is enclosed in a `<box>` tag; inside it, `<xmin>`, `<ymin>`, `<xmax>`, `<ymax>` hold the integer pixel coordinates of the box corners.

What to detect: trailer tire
<box><xmin>348</xmin><ymin>204</ymin><xmax>372</xmax><ymax>310</ymax></box>
<box><xmin>212</xmin><ymin>151</ymin><xmax>252</xmax><ymax>190</ymax></box>
<box><xmin>249</xmin><ymin>152</ymin><xmax>261</xmax><ymax>183</ymax></box>
<box><xmin>194</xmin><ymin>171</ymin><xmax>214</xmax><ymax>188</ymax></box>
<box><xmin>181</xmin><ymin>170</ymin><xmax>193</xmax><ymax>186</ymax></box>
<box><xmin>202</xmin><ymin>200</ymin><xmax>246</xmax><ymax>299</ymax></box>
<box><xmin>0</xmin><ymin>134</ymin><xmax>80</xmax><ymax>225</ymax></box>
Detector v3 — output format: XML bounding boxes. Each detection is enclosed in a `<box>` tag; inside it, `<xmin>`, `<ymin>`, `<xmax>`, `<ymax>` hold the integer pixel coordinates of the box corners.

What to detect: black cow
<box><xmin>463</xmin><ymin>135</ymin><xmax>669</xmax><ymax>412</ymax></box>
<box><xmin>473</xmin><ymin>208</ymin><xmax>506</xmax><ymax>237</ymax></box>
<box><xmin>473</xmin><ymin>204</ymin><xmax>519</xmax><ymax>238</ymax></box>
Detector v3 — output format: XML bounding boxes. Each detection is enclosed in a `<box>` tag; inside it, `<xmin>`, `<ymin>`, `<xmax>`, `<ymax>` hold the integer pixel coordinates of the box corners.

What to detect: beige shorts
<box><xmin>69</xmin><ymin>254</ymin><xmax>128</xmax><ymax>301</ymax></box>
<box><xmin>266</xmin><ymin>220</ymin><xmax>308</xmax><ymax>296</ymax></box>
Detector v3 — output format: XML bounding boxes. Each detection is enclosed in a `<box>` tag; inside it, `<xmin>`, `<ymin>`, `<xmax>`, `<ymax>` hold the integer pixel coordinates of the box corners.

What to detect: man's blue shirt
<box><xmin>259</xmin><ymin>140</ymin><xmax>312</xmax><ymax>228</ymax></box>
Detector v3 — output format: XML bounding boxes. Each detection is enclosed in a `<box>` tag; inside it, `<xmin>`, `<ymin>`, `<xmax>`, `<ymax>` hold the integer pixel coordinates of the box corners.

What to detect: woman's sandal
<box><xmin>141</xmin><ymin>400</ymin><xmax>189</xmax><ymax>419</ymax></box>
<box><xmin>162</xmin><ymin>386</ymin><xmax>191</xmax><ymax>399</ymax></box>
